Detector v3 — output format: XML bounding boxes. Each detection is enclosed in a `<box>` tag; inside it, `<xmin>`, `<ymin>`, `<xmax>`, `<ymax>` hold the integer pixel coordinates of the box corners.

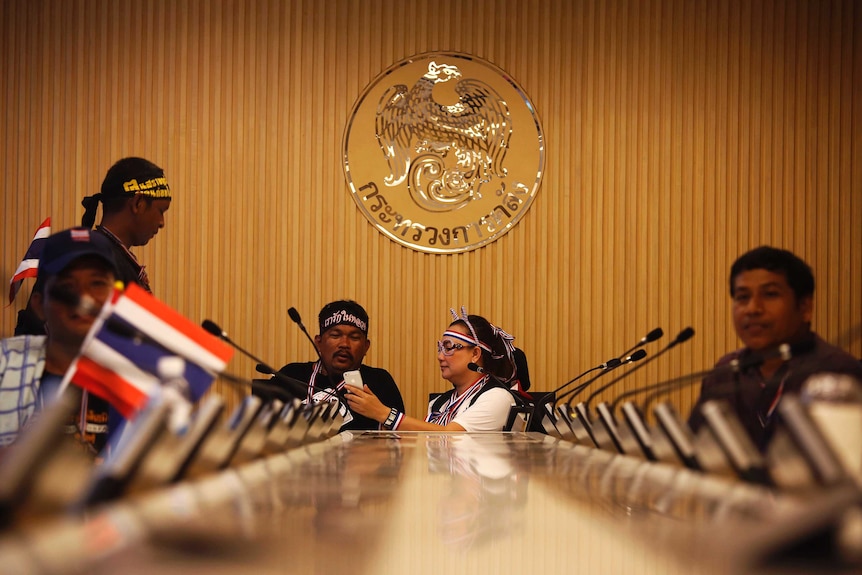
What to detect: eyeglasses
<box><xmin>437</xmin><ymin>340</ymin><xmax>473</xmax><ymax>356</ymax></box>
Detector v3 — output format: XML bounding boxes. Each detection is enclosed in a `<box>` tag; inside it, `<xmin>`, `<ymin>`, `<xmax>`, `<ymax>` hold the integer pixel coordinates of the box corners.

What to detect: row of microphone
<box><xmin>525</xmin><ymin>327</ymin><xmax>853</xmax><ymax>492</ymax></box>
<box><xmin>0</xmin><ymin>303</ymin><xmax>365</xmax><ymax>530</ymax></box>
<box><xmin>531</xmin><ymin>345</ymin><xmax>856</xmax><ymax>496</ymax></box>
<box><xmin>0</xmin><ymin>379</ymin><xmax>345</xmax><ymax>531</ymax></box>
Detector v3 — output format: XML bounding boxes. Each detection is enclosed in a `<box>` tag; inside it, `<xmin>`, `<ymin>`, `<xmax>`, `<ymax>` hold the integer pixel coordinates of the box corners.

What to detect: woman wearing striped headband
<box><xmin>344</xmin><ymin>308</ymin><xmax>518</xmax><ymax>432</ymax></box>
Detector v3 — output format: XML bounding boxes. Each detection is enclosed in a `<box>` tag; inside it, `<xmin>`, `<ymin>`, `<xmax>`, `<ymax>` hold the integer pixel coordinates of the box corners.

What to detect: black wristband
<box><xmin>383</xmin><ymin>407</ymin><xmax>399</xmax><ymax>429</ymax></box>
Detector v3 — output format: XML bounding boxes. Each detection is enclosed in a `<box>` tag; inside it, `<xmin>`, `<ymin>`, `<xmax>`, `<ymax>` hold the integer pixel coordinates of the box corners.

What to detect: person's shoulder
<box><xmin>359</xmin><ymin>364</ymin><xmax>396</xmax><ymax>380</ymax></box>
<box><xmin>713</xmin><ymin>348</ymin><xmax>744</xmax><ymax>368</ymax></box>
<box><xmin>811</xmin><ymin>334</ymin><xmax>862</xmax><ymax>376</ymax></box>
<box><xmin>1</xmin><ymin>335</ymin><xmax>47</xmax><ymax>354</ymax></box>
<box><xmin>475</xmin><ymin>385</ymin><xmax>515</xmax><ymax>404</ymax></box>
<box><xmin>277</xmin><ymin>362</ymin><xmax>315</xmax><ymax>376</ymax></box>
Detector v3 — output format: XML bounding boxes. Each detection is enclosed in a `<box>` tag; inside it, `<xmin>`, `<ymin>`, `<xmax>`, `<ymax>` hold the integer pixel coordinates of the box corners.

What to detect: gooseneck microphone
<box><xmin>201</xmin><ymin>320</ymin><xmax>277</xmax><ymax>374</ymax></box>
<box><xmin>585</xmin><ymin>326</ymin><xmax>695</xmax><ymax>413</ymax></box>
<box><xmin>201</xmin><ymin>319</ymin><xmax>308</xmax><ymax>398</ymax></box>
<box><xmin>288</xmin><ymin>307</ymin><xmax>315</xmax><ymax>347</ymax></box>
<box><xmin>609</xmin><ymin>338</ymin><xmax>819</xmax><ymax>414</ymax></box>
<box><xmin>549</xmin><ymin>358</ymin><xmax>622</xmax><ymax>405</ymax></box>
<box><xmin>558</xmin><ymin>349</ymin><xmax>648</xmax><ymax>409</ymax></box>
<box><xmin>618</xmin><ymin>327</ymin><xmax>664</xmax><ymax>360</ymax></box>
<box><xmin>287</xmin><ymin>307</ymin><xmax>338</xmax><ymax>393</ymax></box>
<box><xmin>551</xmin><ymin>327</ymin><xmax>662</xmax><ymax>408</ymax></box>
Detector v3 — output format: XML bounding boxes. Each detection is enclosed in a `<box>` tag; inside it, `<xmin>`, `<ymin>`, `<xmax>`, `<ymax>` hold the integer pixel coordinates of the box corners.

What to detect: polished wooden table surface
<box><xmin>1</xmin><ymin>431</ymin><xmax>858</xmax><ymax>574</ymax></box>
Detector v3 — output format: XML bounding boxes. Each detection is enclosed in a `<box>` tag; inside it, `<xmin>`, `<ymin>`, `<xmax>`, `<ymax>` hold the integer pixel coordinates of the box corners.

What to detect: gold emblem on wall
<box><xmin>343</xmin><ymin>52</ymin><xmax>544</xmax><ymax>254</ymax></box>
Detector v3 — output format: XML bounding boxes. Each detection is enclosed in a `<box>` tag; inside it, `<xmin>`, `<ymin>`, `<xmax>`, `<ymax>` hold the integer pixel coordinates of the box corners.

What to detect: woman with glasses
<box><xmin>344</xmin><ymin>308</ymin><xmax>519</xmax><ymax>432</ymax></box>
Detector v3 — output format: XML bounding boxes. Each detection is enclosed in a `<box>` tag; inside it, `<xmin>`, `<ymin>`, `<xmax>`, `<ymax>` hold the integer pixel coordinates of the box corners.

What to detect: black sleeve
<box><xmin>363</xmin><ymin>366</ymin><xmax>405</xmax><ymax>413</ymax></box>
<box><xmin>686</xmin><ymin>378</ymin><xmax>710</xmax><ymax>432</ymax></box>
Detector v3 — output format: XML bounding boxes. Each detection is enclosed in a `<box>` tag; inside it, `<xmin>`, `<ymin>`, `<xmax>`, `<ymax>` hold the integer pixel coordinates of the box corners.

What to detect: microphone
<box><xmin>607</xmin><ymin>338</ymin><xmax>818</xmax><ymax>414</ymax></box>
<box><xmin>550</xmin><ymin>328</ymin><xmax>661</xmax><ymax>407</ymax></box>
<box><xmin>468</xmin><ymin>363</ymin><xmax>531</xmax><ymax>431</ymax></box>
<box><xmin>467</xmin><ymin>363</ymin><xmax>527</xmax><ymax>406</ymax></box>
<box><xmin>201</xmin><ymin>319</ymin><xmax>277</xmax><ymax>373</ymax></box>
<box><xmin>47</xmin><ymin>285</ymin><xmax>102</xmax><ymax>317</ymax></box>
<box><xmin>585</xmin><ymin>327</ymin><xmax>695</xmax><ymax>413</ymax></box>
<box><xmin>618</xmin><ymin>327</ymin><xmax>664</xmax><ymax>360</ymax></box>
<box><xmin>558</xmin><ymin>349</ymin><xmax>648</xmax><ymax>408</ymax></box>
<box><xmin>288</xmin><ymin>307</ymin><xmax>315</xmax><ymax>348</ymax></box>
<box><xmin>548</xmin><ymin>358</ymin><xmax>622</xmax><ymax>404</ymax></box>
<box><xmin>201</xmin><ymin>320</ymin><xmax>310</xmax><ymax>399</ymax></box>
<box><xmin>253</xmin><ymin>363</ymin><xmax>328</xmax><ymax>399</ymax></box>
<box><xmin>287</xmin><ymin>307</ymin><xmax>338</xmax><ymax>392</ymax></box>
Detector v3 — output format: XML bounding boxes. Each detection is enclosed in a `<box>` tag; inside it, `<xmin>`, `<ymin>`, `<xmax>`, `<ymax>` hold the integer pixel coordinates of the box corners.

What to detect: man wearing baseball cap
<box><xmin>0</xmin><ymin>228</ymin><xmax>118</xmax><ymax>449</ymax></box>
<box><xmin>270</xmin><ymin>300</ymin><xmax>405</xmax><ymax>431</ymax></box>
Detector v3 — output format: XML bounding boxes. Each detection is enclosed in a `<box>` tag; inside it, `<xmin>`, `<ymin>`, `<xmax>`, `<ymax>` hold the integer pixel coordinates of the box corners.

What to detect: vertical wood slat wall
<box><xmin>1</xmin><ymin>0</ymin><xmax>860</xmax><ymax>419</ymax></box>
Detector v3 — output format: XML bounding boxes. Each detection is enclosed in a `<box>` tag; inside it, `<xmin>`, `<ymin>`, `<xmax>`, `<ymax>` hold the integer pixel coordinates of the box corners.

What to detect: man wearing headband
<box><xmin>0</xmin><ymin>228</ymin><xmax>118</xmax><ymax>451</ymax></box>
<box><xmin>273</xmin><ymin>300</ymin><xmax>404</xmax><ymax>431</ymax></box>
<box><xmin>13</xmin><ymin>158</ymin><xmax>170</xmax><ymax>336</ymax></box>
<box><xmin>80</xmin><ymin>156</ymin><xmax>172</xmax><ymax>294</ymax></box>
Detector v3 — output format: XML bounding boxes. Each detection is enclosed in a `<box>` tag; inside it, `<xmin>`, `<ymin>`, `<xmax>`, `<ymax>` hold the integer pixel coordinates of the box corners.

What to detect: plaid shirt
<box><xmin>0</xmin><ymin>335</ymin><xmax>47</xmax><ymax>446</ymax></box>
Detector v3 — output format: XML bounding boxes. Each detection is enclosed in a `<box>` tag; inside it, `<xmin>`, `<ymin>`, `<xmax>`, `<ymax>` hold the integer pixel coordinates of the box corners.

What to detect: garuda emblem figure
<box><xmin>375</xmin><ymin>62</ymin><xmax>512</xmax><ymax>212</ymax></box>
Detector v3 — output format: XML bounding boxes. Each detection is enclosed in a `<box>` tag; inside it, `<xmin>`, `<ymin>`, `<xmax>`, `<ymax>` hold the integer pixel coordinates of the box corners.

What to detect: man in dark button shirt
<box><xmin>688</xmin><ymin>246</ymin><xmax>862</xmax><ymax>450</ymax></box>
<box><xmin>272</xmin><ymin>300</ymin><xmax>405</xmax><ymax>431</ymax></box>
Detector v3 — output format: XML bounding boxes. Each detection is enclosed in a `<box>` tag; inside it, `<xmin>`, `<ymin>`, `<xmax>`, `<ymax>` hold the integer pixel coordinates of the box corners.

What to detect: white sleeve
<box><xmin>452</xmin><ymin>388</ymin><xmax>515</xmax><ymax>432</ymax></box>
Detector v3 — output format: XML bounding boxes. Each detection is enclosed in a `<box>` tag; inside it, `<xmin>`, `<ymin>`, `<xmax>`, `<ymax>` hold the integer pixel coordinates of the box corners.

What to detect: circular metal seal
<box><xmin>343</xmin><ymin>52</ymin><xmax>545</xmax><ymax>254</ymax></box>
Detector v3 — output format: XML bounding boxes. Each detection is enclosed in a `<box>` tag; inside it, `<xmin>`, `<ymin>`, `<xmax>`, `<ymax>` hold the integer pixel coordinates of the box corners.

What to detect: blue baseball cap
<box><xmin>37</xmin><ymin>228</ymin><xmax>118</xmax><ymax>280</ymax></box>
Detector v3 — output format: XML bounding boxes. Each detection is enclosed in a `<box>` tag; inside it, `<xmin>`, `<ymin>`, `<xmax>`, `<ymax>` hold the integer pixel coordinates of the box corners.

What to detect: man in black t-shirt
<box><xmin>273</xmin><ymin>300</ymin><xmax>404</xmax><ymax>431</ymax></box>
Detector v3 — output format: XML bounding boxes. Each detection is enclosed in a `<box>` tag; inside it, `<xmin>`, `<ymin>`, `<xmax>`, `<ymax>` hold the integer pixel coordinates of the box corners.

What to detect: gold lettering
<box><xmin>87</xmin><ymin>409</ymin><xmax>109</xmax><ymax>423</ymax></box>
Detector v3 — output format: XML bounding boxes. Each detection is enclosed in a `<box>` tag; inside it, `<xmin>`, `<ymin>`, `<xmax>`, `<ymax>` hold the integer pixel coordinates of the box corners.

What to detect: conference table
<box><xmin>1</xmin><ymin>431</ymin><xmax>858</xmax><ymax>574</ymax></box>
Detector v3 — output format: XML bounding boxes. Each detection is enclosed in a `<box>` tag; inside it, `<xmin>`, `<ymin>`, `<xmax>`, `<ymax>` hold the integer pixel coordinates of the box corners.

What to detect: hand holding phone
<box><xmin>343</xmin><ymin>370</ymin><xmax>364</xmax><ymax>389</ymax></box>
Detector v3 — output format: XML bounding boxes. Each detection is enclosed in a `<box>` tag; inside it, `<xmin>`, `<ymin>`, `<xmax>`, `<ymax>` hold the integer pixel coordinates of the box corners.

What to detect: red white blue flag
<box><xmin>62</xmin><ymin>283</ymin><xmax>235</xmax><ymax>418</ymax></box>
<box><xmin>8</xmin><ymin>217</ymin><xmax>51</xmax><ymax>303</ymax></box>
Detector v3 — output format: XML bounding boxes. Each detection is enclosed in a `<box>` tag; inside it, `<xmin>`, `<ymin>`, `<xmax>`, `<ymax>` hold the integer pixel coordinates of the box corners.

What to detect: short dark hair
<box><xmin>729</xmin><ymin>246</ymin><xmax>815</xmax><ymax>301</ymax></box>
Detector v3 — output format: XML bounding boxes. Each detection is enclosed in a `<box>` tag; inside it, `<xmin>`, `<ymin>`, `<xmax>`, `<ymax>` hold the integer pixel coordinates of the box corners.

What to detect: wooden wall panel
<box><xmin>1</xmin><ymin>0</ymin><xmax>860</xmax><ymax>420</ymax></box>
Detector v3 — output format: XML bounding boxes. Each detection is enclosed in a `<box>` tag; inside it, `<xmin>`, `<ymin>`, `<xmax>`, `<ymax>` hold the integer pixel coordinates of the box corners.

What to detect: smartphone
<box><xmin>343</xmin><ymin>370</ymin><xmax>364</xmax><ymax>389</ymax></box>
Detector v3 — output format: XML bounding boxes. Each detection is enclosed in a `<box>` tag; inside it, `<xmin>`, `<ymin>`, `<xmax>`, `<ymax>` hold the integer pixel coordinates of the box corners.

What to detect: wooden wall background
<box><xmin>2</xmin><ymin>0</ymin><xmax>860</xmax><ymax>421</ymax></box>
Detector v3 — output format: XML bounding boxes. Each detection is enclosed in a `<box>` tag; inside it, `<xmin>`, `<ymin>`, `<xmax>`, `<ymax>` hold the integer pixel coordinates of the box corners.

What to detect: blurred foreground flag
<box><xmin>62</xmin><ymin>283</ymin><xmax>234</xmax><ymax>418</ymax></box>
<box><xmin>8</xmin><ymin>217</ymin><xmax>51</xmax><ymax>303</ymax></box>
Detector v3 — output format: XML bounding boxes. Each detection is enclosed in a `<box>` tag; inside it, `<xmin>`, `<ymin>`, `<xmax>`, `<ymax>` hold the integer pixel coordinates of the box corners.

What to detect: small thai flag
<box><xmin>62</xmin><ymin>283</ymin><xmax>235</xmax><ymax>418</ymax></box>
<box><xmin>8</xmin><ymin>217</ymin><xmax>51</xmax><ymax>304</ymax></box>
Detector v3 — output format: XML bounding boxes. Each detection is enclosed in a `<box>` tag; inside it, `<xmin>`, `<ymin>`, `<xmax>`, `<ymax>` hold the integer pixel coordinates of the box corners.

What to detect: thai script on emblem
<box><xmin>344</xmin><ymin>53</ymin><xmax>544</xmax><ymax>254</ymax></box>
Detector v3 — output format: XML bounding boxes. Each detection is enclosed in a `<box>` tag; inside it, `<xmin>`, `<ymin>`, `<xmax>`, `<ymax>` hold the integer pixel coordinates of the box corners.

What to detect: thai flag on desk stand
<box><xmin>8</xmin><ymin>217</ymin><xmax>51</xmax><ymax>303</ymax></box>
<box><xmin>61</xmin><ymin>283</ymin><xmax>235</xmax><ymax>419</ymax></box>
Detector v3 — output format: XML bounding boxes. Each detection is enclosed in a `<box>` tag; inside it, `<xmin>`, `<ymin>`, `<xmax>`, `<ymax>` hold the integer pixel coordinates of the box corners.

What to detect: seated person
<box><xmin>273</xmin><ymin>300</ymin><xmax>404</xmax><ymax>431</ymax></box>
<box><xmin>0</xmin><ymin>228</ymin><xmax>118</xmax><ymax>452</ymax></box>
<box><xmin>345</xmin><ymin>308</ymin><xmax>520</xmax><ymax>432</ymax></box>
<box><xmin>688</xmin><ymin>246</ymin><xmax>862</xmax><ymax>450</ymax></box>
